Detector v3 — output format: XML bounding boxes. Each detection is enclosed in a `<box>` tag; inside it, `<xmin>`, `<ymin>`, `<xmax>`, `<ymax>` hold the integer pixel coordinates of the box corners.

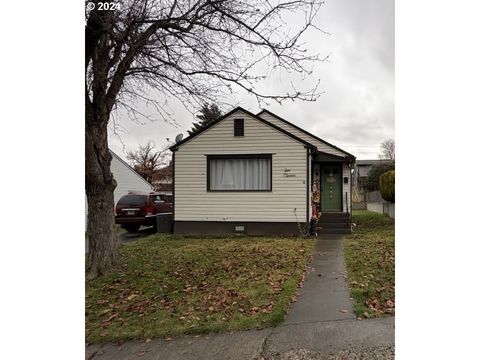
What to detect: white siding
<box><xmin>174</xmin><ymin>110</ymin><xmax>308</xmax><ymax>222</ymax></box>
<box><xmin>342</xmin><ymin>162</ymin><xmax>352</xmax><ymax>213</ymax></box>
<box><xmin>258</xmin><ymin>112</ymin><xmax>348</xmax><ymax>157</ymax></box>
<box><xmin>257</xmin><ymin>111</ymin><xmax>352</xmax><ymax>213</ymax></box>
<box><xmin>110</xmin><ymin>152</ymin><xmax>155</xmax><ymax>204</ymax></box>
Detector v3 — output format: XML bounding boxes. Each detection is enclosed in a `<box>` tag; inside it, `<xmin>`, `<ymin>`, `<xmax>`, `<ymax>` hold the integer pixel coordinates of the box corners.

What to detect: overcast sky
<box><xmin>108</xmin><ymin>0</ymin><xmax>394</xmax><ymax>161</ymax></box>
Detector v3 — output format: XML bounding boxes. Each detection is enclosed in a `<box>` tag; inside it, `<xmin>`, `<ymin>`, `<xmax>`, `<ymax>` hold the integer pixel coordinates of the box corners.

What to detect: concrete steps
<box><xmin>316</xmin><ymin>212</ymin><xmax>352</xmax><ymax>234</ymax></box>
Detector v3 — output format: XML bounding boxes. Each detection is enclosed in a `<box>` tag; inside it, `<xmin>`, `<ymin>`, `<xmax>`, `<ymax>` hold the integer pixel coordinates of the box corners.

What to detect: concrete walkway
<box><xmin>86</xmin><ymin>236</ymin><xmax>395</xmax><ymax>359</ymax></box>
<box><xmin>285</xmin><ymin>235</ymin><xmax>356</xmax><ymax>325</ymax></box>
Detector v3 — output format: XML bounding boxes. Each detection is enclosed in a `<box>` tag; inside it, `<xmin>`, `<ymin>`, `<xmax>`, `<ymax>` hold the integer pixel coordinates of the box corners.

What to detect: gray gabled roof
<box><xmin>257</xmin><ymin>109</ymin><xmax>355</xmax><ymax>160</ymax></box>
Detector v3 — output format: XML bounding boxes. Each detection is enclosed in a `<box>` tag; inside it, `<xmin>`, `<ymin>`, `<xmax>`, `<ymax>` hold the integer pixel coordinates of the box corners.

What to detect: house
<box><xmin>169</xmin><ymin>107</ymin><xmax>355</xmax><ymax>235</ymax></box>
<box><xmin>85</xmin><ymin>150</ymin><xmax>155</xmax><ymax>226</ymax></box>
<box><xmin>354</xmin><ymin>159</ymin><xmax>395</xmax><ymax>187</ymax></box>
<box><xmin>353</xmin><ymin>159</ymin><xmax>395</xmax><ymax>203</ymax></box>
<box><xmin>151</xmin><ymin>162</ymin><xmax>173</xmax><ymax>192</ymax></box>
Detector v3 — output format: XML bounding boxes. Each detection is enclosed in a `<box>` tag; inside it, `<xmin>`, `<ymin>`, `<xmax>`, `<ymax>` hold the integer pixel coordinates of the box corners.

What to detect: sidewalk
<box><xmin>86</xmin><ymin>317</ymin><xmax>394</xmax><ymax>360</ymax></box>
<box><xmin>285</xmin><ymin>235</ymin><xmax>356</xmax><ymax>325</ymax></box>
<box><xmin>86</xmin><ymin>329</ymin><xmax>271</xmax><ymax>360</ymax></box>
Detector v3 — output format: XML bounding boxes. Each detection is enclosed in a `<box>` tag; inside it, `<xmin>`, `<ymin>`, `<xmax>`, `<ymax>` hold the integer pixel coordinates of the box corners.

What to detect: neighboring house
<box><xmin>169</xmin><ymin>107</ymin><xmax>355</xmax><ymax>235</ymax></box>
<box><xmin>151</xmin><ymin>162</ymin><xmax>173</xmax><ymax>192</ymax></box>
<box><xmin>353</xmin><ymin>159</ymin><xmax>395</xmax><ymax>187</ymax></box>
<box><xmin>353</xmin><ymin>159</ymin><xmax>395</xmax><ymax>203</ymax></box>
<box><xmin>85</xmin><ymin>150</ymin><xmax>155</xmax><ymax>226</ymax></box>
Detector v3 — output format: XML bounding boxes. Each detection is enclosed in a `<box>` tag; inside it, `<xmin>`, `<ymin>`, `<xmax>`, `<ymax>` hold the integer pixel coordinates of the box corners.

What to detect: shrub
<box><xmin>365</xmin><ymin>163</ymin><xmax>395</xmax><ymax>191</ymax></box>
<box><xmin>379</xmin><ymin>170</ymin><xmax>395</xmax><ymax>203</ymax></box>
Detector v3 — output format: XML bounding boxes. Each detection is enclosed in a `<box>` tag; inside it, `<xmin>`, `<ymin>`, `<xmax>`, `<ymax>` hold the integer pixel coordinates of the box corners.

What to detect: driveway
<box><xmin>85</xmin><ymin>226</ymin><xmax>154</xmax><ymax>253</ymax></box>
<box><xmin>117</xmin><ymin>226</ymin><xmax>155</xmax><ymax>244</ymax></box>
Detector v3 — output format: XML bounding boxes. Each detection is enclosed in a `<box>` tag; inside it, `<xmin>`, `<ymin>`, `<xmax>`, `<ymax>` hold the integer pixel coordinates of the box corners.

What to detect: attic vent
<box><xmin>234</xmin><ymin>119</ymin><xmax>244</xmax><ymax>136</ymax></box>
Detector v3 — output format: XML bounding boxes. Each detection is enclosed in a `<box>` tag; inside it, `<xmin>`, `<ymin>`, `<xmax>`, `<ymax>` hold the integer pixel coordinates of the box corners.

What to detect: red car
<box><xmin>115</xmin><ymin>192</ymin><xmax>172</xmax><ymax>232</ymax></box>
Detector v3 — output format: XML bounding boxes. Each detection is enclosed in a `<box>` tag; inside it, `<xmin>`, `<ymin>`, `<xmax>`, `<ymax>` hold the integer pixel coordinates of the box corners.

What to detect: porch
<box><xmin>309</xmin><ymin>153</ymin><xmax>353</xmax><ymax>234</ymax></box>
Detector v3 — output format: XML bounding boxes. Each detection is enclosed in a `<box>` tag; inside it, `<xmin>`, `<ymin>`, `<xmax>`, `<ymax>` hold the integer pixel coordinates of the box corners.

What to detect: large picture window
<box><xmin>207</xmin><ymin>155</ymin><xmax>272</xmax><ymax>191</ymax></box>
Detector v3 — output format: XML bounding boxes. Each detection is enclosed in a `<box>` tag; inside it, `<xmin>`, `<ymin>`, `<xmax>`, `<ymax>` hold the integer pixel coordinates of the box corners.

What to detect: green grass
<box><xmin>344</xmin><ymin>210</ymin><xmax>395</xmax><ymax>318</ymax></box>
<box><xmin>86</xmin><ymin>234</ymin><xmax>314</xmax><ymax>342</ymax></box>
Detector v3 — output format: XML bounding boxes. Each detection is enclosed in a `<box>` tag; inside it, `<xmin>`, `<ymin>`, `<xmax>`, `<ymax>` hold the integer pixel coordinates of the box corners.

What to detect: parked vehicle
<box><xmin>115</xmin><ymin>192</ymin><xmax>172</xmax><ymax>232</ymax></box>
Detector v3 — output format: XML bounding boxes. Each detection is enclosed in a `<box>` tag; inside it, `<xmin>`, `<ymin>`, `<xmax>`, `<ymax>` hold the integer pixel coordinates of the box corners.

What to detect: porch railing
<box><xmin>345</xmin><ymin>191</ymin><xmax>349</xmax><ymax>214</ymax></box>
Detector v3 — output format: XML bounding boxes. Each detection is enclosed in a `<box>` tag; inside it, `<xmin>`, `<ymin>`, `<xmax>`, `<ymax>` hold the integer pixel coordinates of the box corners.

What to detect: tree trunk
<box><xmin>85</xmin><ymin>109</ymin><xmax>117</xmax><ymax>280</ymax></box>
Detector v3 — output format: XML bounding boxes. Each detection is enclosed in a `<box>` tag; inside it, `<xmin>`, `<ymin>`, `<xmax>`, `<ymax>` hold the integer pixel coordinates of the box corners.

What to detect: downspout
<box><xmin>349</xmin><ymin>159</ymin><xmax>354</xmax><ymax>226</ymax></box>
<box><xmin>306</xmin><ymin>147</ymin><xmax>310</xmax><ymax>224</ymax></box>
<box><xmin>172</xmin><ymin>149</ymin><xmax>176</xmax><ymax>234</ymax></box>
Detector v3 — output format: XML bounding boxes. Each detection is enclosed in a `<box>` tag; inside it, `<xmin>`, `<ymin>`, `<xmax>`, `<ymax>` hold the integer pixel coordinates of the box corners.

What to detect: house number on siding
<box><xmin>283</xmin><ymin>168</ymin><xmax>296</xmax><ymax>177</ymax></box>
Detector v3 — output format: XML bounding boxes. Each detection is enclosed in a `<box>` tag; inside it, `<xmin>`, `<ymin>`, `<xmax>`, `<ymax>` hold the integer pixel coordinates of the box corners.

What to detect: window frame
<box><xmin>206</xmin><ymin>154</ymin><xmax>273</xmax><ymax>192</ymax></box>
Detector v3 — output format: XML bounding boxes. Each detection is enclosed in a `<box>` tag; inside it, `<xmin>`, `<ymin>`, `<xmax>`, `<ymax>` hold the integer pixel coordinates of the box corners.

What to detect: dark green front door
<box><xmin>320</xmin><ymin>165</ymin><xmax>342</xmax><ymax>211</ymax></box>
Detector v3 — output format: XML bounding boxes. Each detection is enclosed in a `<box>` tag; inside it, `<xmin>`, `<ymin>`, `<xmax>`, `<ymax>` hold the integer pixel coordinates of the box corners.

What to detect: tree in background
<box><xmin>86</xmin><ymin>0</ymin><xmax>327</xmax><ymax>279</ymax></box>
<box><xmin>379</xmin><ymin>139</ymin><xmax>395</xmax><ymax>160</ymax></box>
<box><xmin>126</xmin><ymin>141</ymin><xmax>169</xmax><ymax>183</ymax></box>
<box><xmin>188</xmin><ymin>104</ymin><xmax>222</xmax><ymax>136</ymax></box>
<box><xmin>366</xmin><ymin>163</ymin><xmax>395</xmax><ymax>191</ymax></box>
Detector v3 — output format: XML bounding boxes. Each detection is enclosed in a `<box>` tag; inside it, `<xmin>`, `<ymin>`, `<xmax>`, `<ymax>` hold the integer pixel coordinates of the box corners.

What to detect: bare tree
<box><xmin>86</xmin><ymin>0</ymin><xmax>327</xmax><ymax>279</ymax></box>
<box><xmin>379</xmin><ymin>139</ymin><xmax>395</xmax><ymax>160</ymax></box>
<box><xmin>126</xmin><ymin>141</ymin><xmax>169</xmax><ymax>182</ymax></box>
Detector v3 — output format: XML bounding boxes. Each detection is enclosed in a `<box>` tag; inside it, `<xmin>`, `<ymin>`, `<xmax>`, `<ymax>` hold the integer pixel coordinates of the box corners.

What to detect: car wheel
<box><xmin>124</xmin><ymin>225</ymin><xmax>140</xmax><ymax>232</ymax></box>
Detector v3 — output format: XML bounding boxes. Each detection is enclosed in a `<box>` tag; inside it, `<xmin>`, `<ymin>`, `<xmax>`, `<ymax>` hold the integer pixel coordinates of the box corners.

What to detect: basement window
<box><xmin>234</xmin><ymin>119</ymin><xmax>244</xmax><ymax>136</ymax></box>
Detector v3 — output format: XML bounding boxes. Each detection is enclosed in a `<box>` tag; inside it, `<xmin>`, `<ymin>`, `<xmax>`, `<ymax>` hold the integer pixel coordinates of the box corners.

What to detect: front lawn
<box><xmin>86</xmin><ymin>235</ymin><xmax>314</xmax><ymax>342</ymax></box>
<box><xmin>344</xmin><ymin>210</ymin><xmax>395</xmax><ymax>318</ymax></box>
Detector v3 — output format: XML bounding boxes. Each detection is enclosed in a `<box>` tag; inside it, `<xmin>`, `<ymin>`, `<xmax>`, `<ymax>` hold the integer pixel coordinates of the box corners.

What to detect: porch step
<box><xmin>317</xmin><ymin>222</ymin><xmax>351</xmax><ymax>229</ymax></box>
<box><xmin>316</xmin><ymin>228</ymin><xmax>352</xmax><ymax>235</ymax></box>
<box><xmin>319</xmin><ymin>213</ymin><xmax>350</xmax><ymax>222</ymax></box>
<box><xmin>316</xmin><ymin>212</ymin><xmax>351</xmax><ymax>234</ymax></box>
<box><xmin>318</xmin><ymin>217</ymin><xmax>350</xmax><ymax>224</ymax></box>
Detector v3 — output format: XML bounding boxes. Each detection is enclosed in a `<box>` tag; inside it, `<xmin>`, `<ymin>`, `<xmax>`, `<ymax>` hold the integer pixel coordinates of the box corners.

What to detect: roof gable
<box><xmin>109</xmin><ymin>150</ymin><xmax>155</xmax><ymax>190</ymax></box>
<box><xmin>170</xmin><ymin>107</ymin><xmax>317</xmax><ymax>151</ymax></box>
<box><xmin>257</xmin><ymin>109</ymin><xmax>355</xmax><ymax>159</ymax></box>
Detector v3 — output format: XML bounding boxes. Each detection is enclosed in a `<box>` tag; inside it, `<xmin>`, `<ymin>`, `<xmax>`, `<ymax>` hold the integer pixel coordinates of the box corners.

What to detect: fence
<box><xmin>365</xmin><ymin>191</ymin><xmax>395</xmax><ymax>219</ymax></box>
<box><xmin>366</xmin><ymin>190</ymin><xmax>383</xmax><ymax>202</ymax></box>
<box><xmin>352</xmin><ymin>202</ymin><xmax>367</xmax><ymax>210</ymax></box>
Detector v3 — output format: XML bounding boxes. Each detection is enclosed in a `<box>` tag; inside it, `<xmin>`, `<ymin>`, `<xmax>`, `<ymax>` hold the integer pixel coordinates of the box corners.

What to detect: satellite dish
<box><xmin>174</xmin><ymin>133</ymin><xmax>184</xmax><ymax>143</ymax></box>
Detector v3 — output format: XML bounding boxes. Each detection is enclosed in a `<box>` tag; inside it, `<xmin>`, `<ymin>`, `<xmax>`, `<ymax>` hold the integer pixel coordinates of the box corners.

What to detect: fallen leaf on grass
<box><xmin>366</xmin><ymin>298</ymin><xmax>380</xmax><ymax>311</ymax></box>
<box><xmin>127</xmin><ymin>294</ymin><xmax>139</xmax><ymax>301</ymax></box>
<box><xmin>102</xmin><ymin>313</ymin><xmax>119</xmax><ymax>323</ymax></box>
<box><xmin>99</xmin><ymin>308</ymin><xmax>112</xmax><ymax>316</ymax></box>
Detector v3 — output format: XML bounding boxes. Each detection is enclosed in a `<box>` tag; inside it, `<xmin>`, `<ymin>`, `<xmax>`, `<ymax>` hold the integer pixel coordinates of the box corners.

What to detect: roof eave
<box><xmin>257</xmin><ymin>109</ymin><xmax>356</xmax><ymax>159</ymax></box>
<box><xmin>170</xmin><ymin>106</ymin><xmax>317</xmax><ymax>151</ymax></box>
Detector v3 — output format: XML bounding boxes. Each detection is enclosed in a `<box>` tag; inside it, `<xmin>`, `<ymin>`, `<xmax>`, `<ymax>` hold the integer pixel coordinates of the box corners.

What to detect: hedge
<box><xmin>379</xmin><ymin>170</ymin><xmax>395</xmax><ymax>203</ymax></box>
